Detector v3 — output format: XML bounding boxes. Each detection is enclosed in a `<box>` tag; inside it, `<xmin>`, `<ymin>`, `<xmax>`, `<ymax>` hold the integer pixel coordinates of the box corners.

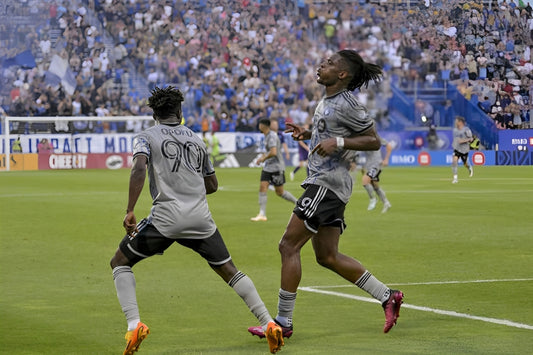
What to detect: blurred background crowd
<box><xmin>1</xmin><ymin>0</ymin><xmax>532</xmax><ymax>135</ymax></box>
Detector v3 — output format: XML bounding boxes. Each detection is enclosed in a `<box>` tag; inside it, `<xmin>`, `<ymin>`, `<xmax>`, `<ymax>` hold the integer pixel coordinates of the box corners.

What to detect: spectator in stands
<box><xmin>2</xmin><ymin>0</ymin><xmax>532</xmax><ymax>134</ymax></box>
<box><xmin>37</xmin><ymin>138</ymin><xmax>54</xmax><ymax>153</ymax></box>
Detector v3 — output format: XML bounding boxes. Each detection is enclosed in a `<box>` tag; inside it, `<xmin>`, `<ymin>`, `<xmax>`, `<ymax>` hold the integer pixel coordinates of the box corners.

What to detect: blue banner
<box><xmin>498</xmin><ymin>130</ymin><xmax>533</xmax><ymax>151</ymax></box>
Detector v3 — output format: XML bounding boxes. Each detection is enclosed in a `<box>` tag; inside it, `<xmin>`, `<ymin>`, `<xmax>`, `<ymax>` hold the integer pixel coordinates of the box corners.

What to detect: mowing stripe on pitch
<box><xmin>298</xmin><ymin>286</ymin><xmax>533</xmax><ymax>331</ymax></box>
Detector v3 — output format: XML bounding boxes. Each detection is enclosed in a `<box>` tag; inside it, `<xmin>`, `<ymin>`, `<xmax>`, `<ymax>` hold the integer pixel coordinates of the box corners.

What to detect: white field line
<box><xmin>4</xmin><ymin>189</ymin><xmax>529</xmax><ymax>197</ymax></box>
<box><xmin>298</xmin><ymin>284</ymin><xmax>533</xmax><ymax>331</ymax></box>
<box><xmin>352</xmin><ymin>190</ymin><xmax>533</xmax><ymax>194</ymax></box>
<box><xmin>308</xmin><ymin>278</ymin><xmax>533</xmax><ymax>287</ymax></box>
<box><xmin>0</xmin><ymin>191</ymin><xmax>122</xmax><ymax>198</ymax></box>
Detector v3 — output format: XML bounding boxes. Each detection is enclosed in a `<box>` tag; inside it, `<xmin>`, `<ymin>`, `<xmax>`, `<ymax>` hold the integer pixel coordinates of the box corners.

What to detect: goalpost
<box><xmin>1</xmin><ymin>115</ymin><xmax>153</xmax><ymax>171</ymax></box>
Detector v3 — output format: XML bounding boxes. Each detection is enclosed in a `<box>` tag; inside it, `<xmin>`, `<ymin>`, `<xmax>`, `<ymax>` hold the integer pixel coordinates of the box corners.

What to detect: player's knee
<box><xmin>278</xmin><ymin>237</ymin><xmax>297</xmax><ymax>256</ymax></box>
<box><xmin>315</xmin><ymin>253</ymin><xmax>336</xmax><ymax>269</ymax></box>
<box><xmin>110</xmin><ymin>249</ymin><xmax>131</xmax><ymax>269</ymax></box>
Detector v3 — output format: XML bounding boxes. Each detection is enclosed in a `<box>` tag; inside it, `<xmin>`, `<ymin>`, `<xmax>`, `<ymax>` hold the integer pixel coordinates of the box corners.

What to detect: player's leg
<box><xmin>273</xmin><ymin>172</ymin><xmax>297</xmax><ymax>203</ymax></box>
<box><xmin>110</xmin><ymin>221</ymin><xmax>173</xmax><ymax>354</ymax></box>
<box><xmin>462</xmin><ymin>154</ymin><xmax>473</xmax><ymax>177</ymax></box>
<box><xmin>180</xmin><ymin>231</ymin><xmax>284</xmax><ymax>352</ymax></box>
<box><xmin>371</xmin><ymin>175</ymin><xmax>391</xmax><ymax>213</ymax></box>
<box><xmin>312</xmin><ymin>225</ymin><xmax>366</xmax><ymax>282</ymax></box>
<box><xmin>251</xmin><ymin>177</ymin><xmax>269</xmax><ymax>221</ymax></box>
<box><xmin>362</xmin><ymin>172</ymin><xmax>377</xmax><ymax>210</ymax></box>
<box><xmin>312</xmin><ymin>227</ymin><xmax>403</xmax><ymax>333</ymax></box>
<box><xmin>275</xmin><ymin>213</ymin><xmax>314</xmax><ymax>330</ymax></box>
<box><xmin>452</xmin><ymin>154</ymin><xmax>459</xmax><ymax>183</ymax></box>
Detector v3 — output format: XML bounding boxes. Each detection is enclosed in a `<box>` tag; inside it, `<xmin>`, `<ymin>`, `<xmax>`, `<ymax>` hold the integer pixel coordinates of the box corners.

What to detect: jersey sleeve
<box><xmin>465</xmin><ymin>127</ymin><xmax>473</xmax><ymax>139</ymax></box>
<box><xmin>132</xmin><ymin>134</ymin><xmax>150</xmax><ymax>158</ymax></box>
<box><xmin>265</xmin><ymin>132</ymin><xmax>275</xmax><ymax>151</ymax></box>
<box><xmin>203</xmin><ymin>144</ymin><xmax>215</xmax><ymax>177</ymax></box>
<box><xmin>338</xmin><ymin>103</ymin><xmax>374</xmax><ymax>134</ymax></box>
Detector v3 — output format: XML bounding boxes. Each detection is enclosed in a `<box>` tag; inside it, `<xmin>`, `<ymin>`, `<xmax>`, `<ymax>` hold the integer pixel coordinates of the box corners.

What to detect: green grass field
<box><xmin>1</xmin><ymin>166</ymin><xmax>532</xmax><ymax>354</ymax></box>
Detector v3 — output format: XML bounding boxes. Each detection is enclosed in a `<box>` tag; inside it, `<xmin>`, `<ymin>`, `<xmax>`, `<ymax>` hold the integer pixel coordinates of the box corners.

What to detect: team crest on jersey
<box><xmin>317</xmin><ymin>118</ymin><xmax>326</xmax><ymax>133</ymax></box>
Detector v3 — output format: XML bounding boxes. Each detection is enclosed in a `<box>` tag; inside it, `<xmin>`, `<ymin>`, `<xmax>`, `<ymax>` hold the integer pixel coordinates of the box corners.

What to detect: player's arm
<box><xmin>204</xmin><ymin>173</ymin><xmax>218</xmax><ymax>194</ymax></box>
<box><xmin>282</xmin><ymin>141</ymin><xmax>290</xmax><ymax>160</ymax></box>
<box><xmin>312</xmin><ymin>125</ymin><xmax>380</xmax><ymax>156</ymax></box>
<box><xmin>285</xmin><ymin>123</ymin><xmax>312</xmax><ymax>141</ymax></box>
<box><xmin>382</xmin><ymin>142</ymin><xmax>393</xmax><ymax>166</ymax></box>
<box><xmin>299</xmin><ymin>140</ymin><xmax>310</xmax><ymax>151</ymax></box>
<box><xmin>257</xmin><ymin>147</ymin><xmax>277</xmax><ymax>164</ymax></box>
<box><xmin>458</xmin><ymin>133</ymin><xmax>474</xmax><ymax>144</ymax></box>
<box><xmin>124</xmin><ymin>154</ymin><xmax>147</xmax><ymax>237</ymax></box>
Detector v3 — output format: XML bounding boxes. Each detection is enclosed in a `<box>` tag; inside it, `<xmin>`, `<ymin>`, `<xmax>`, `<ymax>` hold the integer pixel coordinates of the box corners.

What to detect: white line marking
<box><xmin>353</xmin><ymin>190</ymin><xmax>533</xmax><ymax>194</ymax></box>
<box><xmin>298</xmin><ymin>286</ymin><xmax>533</xmax><ymax>331</ymax></box>
<box><xmin>0</xmin><ymin>191</ymin><xmax>122</xmax><ymax>198</ymax></box>
<box><xmin>307</xmin><ymin>278</ymin><xmax>533</xmax><ymax>287</ymax></box>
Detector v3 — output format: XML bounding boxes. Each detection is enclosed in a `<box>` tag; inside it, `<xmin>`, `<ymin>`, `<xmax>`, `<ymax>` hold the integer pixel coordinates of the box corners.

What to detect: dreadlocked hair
<box><xmin>147</xmin><ymin>86</ymin><xmax>184</xmax><ymax>118</ymax></box>
<box><xmin>338</xmin><ymin>50</ymin><xmax>383</xmax><ymax>91</ymax></box>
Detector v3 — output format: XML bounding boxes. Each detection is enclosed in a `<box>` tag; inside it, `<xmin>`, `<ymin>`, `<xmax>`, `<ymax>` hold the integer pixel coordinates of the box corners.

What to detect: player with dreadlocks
<box><xmin>248</xmin><ymin>50</ymin><xmax>404</xmax><ymax>343</ymax></box>
<box><xmin>110</xmin><ymin>86</ymin><xmax>284</xmax><ymax>355</ymax></box>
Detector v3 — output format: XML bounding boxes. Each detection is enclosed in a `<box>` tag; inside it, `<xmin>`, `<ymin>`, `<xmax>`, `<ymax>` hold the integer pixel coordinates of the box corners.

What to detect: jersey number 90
<box><xmin>161</xmin><ymin>140</ymin><xmax>203</xmax><ymax>173</ymax></box>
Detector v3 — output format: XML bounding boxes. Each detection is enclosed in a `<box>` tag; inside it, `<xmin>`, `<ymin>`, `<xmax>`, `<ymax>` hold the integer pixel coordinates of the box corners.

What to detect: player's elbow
<box><xmin>204</xmin><ymin>175</ymin><xmax>218</xmax><ymax>194</ymax></box>
<box><xmin>369</xmin><ymin>137</ymin><xmax>381</xmax><ymax>150</ymax></box>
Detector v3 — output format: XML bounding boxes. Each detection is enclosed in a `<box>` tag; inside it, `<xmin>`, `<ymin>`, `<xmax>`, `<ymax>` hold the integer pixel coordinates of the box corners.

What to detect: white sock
<box><xmin>229</xmin><ymin>271</ymin><xmax>272</xmax><ymax>328</ymax></box>
<box><xmin>281</xmin><ymin>190</ymin><xmax>298</xmax><ymax>203</ymax></box>
<box><xmin>355</xmin><ymin>271</ymin><xmax>390</xmax><ymax>304</ymax></box>
<box><xmin>276</xmin><ymin>288</ymin><xmax>297</xmax><ymax>327</ymax></box>
<box><xmin>259</xmin><ymin>192</ymin><xmax>267</xmax><ymax>216</ymax></box>
<box><xmin>113</xmin><ymin>266</ymin><xmax>141</xmax><ymax>331</ymax></box>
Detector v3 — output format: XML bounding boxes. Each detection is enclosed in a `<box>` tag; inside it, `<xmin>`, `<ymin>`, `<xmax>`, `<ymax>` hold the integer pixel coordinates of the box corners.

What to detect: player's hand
<box><xmin>123</xmin><ymin>211</ymin><xmax>138</xmax><ymax>237</ymax></box>
<box><xmin>382</xmin><ymin>160</ymin><xmax>389</xmax><ymax>167</ymax></box>
<box><xmin>285</xmin><ymin>123</ymin><xmax>306</xmax><ymax>141</ymax></box>
<box><xmin>311</xmin><ymin>138</ymin><xmax>338</xmax><ymax>157</ymax></box>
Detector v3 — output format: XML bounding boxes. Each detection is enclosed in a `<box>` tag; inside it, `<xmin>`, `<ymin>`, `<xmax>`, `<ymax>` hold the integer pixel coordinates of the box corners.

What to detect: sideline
<box><xmin>299</xmin><ymin>283</ymin><xmax>533</xmax><ymax>331</ymax></box>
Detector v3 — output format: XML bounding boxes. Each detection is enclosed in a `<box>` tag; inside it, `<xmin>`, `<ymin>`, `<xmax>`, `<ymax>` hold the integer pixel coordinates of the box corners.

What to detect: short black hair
<box><xmin>258</xmin><ymin>118</ymin><xmax>271</xmax><ymax>126</ymax></box>
<box><xmin>147</xmin><ymin>86</ymin><xmax>184</xmax><ymax>119</ymax></box>
<box><xmin>456</xmin><ymin>116</ymin><xmax>466</xmax><ymax>123</ymax></box>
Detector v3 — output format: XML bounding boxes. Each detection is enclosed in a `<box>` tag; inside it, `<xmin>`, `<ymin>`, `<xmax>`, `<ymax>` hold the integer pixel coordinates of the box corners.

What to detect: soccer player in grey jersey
<box><xmin>362</xmin><ymin>137</ymin><xmax>393</xmax><ymax>213</ymax></box>
<box><xmin>251</xmin><ymin>118</ymin><xmax>297</xmax><ymax>222</ymax></box>
<box><xmin>110</xmin><ymin>87</ymin><xmax>284</xmax><ymax>355</ymax></box>
<box><xmin>248</xmin><ymin>50</ymin><xmax>404</xmax><ymax>341</ymax></box>
<box><xmin>451</xmin><ymin>116</ymin><xmax>474</xmax><ymax>183</ymax></box>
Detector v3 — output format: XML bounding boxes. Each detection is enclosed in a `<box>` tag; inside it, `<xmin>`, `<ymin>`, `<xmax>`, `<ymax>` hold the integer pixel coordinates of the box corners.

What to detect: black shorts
<box><xmin>366</xmin><ymin>167</ymin><xmax>382</xmax><ymax>182</ymax></box>
<box><xmin>261</xmin><ymin>170</ymin><xmax>286</xmax><ymax>186</ymax></box>
<box><xmin>293</xmin><ymin>184</ymin><xmax>346</xmax><ymax>234</ymax></box>
<box><xmin>453</xmin><ymin>150</ymin><xmax>469</xmax><ymax>164</ymax></box>
<box><xmin>119</xmin><ymin>219</ymin><xmax>231</xmax><ymax>266</ymax></box>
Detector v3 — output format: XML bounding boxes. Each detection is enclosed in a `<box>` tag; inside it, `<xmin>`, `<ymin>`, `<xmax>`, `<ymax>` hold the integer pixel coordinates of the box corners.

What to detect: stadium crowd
<box><xmin>1</xmin><ymin>0</ymin><xmax>532</xmax><ymax>134</ymax></box>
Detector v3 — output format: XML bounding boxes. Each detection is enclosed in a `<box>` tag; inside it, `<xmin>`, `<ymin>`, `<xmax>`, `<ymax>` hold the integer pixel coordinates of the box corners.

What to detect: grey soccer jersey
<box><xmin>132</xmin><ymin>123</ymin><xmax>216</xmax><ymax>239</ymax></box>
<box><xmin>452</xmin><ymin>126</ymin><xmax>472</xmax><ymax>154</ymax></box>
<box><xmin>263</xmin><ymin>130</ymin><xmax>285</xmax><ymax>173</ymax></box>
<box><xmin>303</xmin><ymin>90</ymin><xmax>374</xmax><ymax>203</ymax></box>
<box><xmin>364</xmin><ymin>137</ymin><xmax>388</xmax><ymax>170</ymax></box>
